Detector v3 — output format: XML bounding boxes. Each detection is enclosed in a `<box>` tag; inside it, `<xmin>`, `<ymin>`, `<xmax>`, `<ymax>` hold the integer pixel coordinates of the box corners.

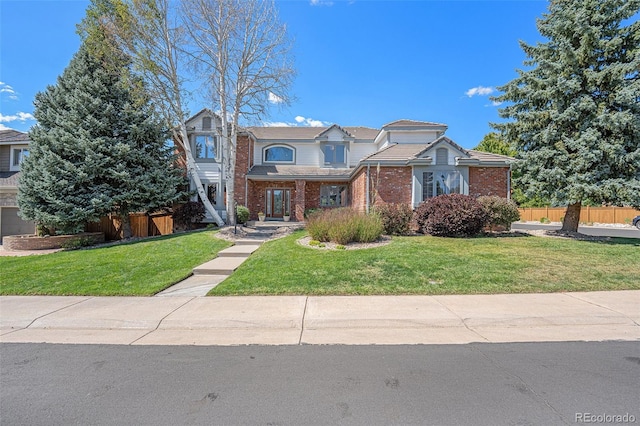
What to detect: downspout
<box><xmin>507</xmin><ymin>162</ymin><xmax>512</xmax><ymax>200</ymax></box>
<box><xmin>365</xmin><ymin>164</ymin><xmax>370</xmax><ymax>213</ymax></box>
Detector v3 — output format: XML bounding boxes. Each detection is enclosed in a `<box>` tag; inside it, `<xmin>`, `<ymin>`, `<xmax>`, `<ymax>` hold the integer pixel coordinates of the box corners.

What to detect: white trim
<box><xmin>9</xmin><ymin>145</ymin><xmax>29</xmax><ymax>171</ymax></box>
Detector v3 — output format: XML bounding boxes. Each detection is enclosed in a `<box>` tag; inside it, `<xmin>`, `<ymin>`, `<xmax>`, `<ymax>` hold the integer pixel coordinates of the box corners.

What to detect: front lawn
<box><xmin>0</xmin><ymin>231</ymin><xmax>231</xmax><ymax>296</ymax></box>
<box><xmin>211</xmin><ymin>231</ymin><xmax>640</xmax><ymax>295</ymax></box>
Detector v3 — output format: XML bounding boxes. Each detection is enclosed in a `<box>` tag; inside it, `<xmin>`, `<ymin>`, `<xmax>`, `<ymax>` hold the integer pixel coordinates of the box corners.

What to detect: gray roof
<box><xmin>363</xmin><ymin>138</ymin><xmax>513</xmax><ymax>164</ymax></box>
<box><xmin>0</xmin><ymin>130</ymin><xmax>30</xmax><ymax>144</ymax></box>
<box><xmin>363</xmin><ymin>143</ymin><xmax>428</xmax><ymax>162</ymax></box>
<box><xmin>247</xmin><ymin>165</ymin><xmax>352</xmax><ymax>180</ymax></box>
<box><xmin>247</xmin><ymin>126</ymin><xmax>380</xmax><ymax>141</ymax></box>
<box><xmin>0</xmin><ymin>171</ymin><xmax>20</xmax><ymax>188</ymax></box>
<box><xmin>382</xmin><ymin>119</ymin><xmax>447</xmax><ymax>129</ymax></box>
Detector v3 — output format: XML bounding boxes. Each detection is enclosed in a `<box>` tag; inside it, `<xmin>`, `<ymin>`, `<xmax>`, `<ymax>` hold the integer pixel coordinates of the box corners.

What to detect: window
<box><xmin>202</xmin><ymin>116</ymin><xmax>212</xmax><ymax>130</ymax></box>
<box><xmin>320</xmin><ymin>185</ymin><xmax>348</xmax><ymax>207</ymax></box>
<box><xmin>11</xmin><ymin>147</ymin><xmax>29</xmax><ymax>170</ymax></box>
<box><xmin>194</xmin><ymin>135</ymin><xmax>217</xmax><ymax>160</ymax></box>
<box><xmin>264</xmin><ymin>145</ymin><xmax>294</xmax><ymax>163</ymax></box>
<box><xmin>422</xmin><ymin>171</ymin><xmax>461</xmax><ymax>200</ymax></box>
<box><xmin>202</xmin><ymin>183</ymin><xmax>217</xmax><ymax>205</ymax></box>
<box><xmin>323</xmin><ymin>144</ymin><xmax>345</xmax><ymax>166</ymax></box>
<box><xmin>436</xmin><ymin>148</ymin><xmax>448</xmax><ymax>165</ymax></box>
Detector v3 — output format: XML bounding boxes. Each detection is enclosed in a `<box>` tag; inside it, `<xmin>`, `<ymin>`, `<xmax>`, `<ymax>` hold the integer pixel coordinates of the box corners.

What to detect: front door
<box><xmin>266</xmin><ymin>189</ymin><xmax>290</xmax><ymax>219</ymax></box>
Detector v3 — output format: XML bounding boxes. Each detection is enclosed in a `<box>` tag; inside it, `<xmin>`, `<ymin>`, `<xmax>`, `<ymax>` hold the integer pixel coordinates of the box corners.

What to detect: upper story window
<box><xmin>436</xmin><ymin>148</ymin><xmax>448</xmax><ymax>165</ymax></box>
<box><xmin>194</xmin><ymin>135</ymin><xmax>217</xmax><ymax>160</ymax></box>
<box><xmin>264</xmin><ymin>145</ymin><xmax>294</xmax><ymax>163</ymax></box>
<box><xmin>202</xmin><ymin>116</ymin><xmax>212</xmax><ymax>130</ymax></box>
<box><xmin>323</xmin><ymin>144</ymin><xmax>346</xmax><ymax>166</ymax></box>
<box><xmin>11</xmin><ymin>147</ymin><xmax>29</xmax><ymax>171</ymax></box>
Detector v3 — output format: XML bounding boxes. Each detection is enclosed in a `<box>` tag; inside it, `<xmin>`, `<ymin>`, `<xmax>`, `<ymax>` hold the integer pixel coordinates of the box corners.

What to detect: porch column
<box><xmin>294</xmin><ymin>179</ymin><xmax>306</xmax><ymax>222</ymax></box>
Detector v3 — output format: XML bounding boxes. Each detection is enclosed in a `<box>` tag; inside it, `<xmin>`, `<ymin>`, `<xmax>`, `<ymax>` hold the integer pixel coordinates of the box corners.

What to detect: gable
<box><xmin>185</xmin><ymin>108</ymin><xmax>221</xmax><ymax>132</ymax></box>
<box><xmin>417</xmin><ymin>136</ymin><xmax>469</xmax><ymax>163</ymax></box>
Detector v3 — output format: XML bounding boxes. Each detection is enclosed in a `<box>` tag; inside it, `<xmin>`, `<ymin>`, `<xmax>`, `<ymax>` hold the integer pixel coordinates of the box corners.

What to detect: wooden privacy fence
<box><xmin>86</xmin><ymin>212</ymin><xmax>174</xmax><ymax>240</ymax></box>
<box><xmin>518</xmin><ymin>206</ymin><xmax>640</xmax><ymax>224</ymax></box>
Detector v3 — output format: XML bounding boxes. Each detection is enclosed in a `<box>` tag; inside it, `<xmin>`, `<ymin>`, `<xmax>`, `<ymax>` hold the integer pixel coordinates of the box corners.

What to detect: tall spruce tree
<box><xmin>493</xmin><ymin>0</ymin><xmax>640</xmax><ymax>232</ymax></box>
<box><xmin>18</xmin><ymin>43</ymin><xmax>185</xmax><ymax>237</ymax></box>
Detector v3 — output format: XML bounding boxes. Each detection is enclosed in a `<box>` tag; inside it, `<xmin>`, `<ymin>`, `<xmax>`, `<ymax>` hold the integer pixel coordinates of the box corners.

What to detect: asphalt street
<box><xmin>2</xmin><ymin>341</ymin><xmax>638</xmax><ymax>425</ymax></box>
<box><xmin>511</xmin><ymin>222</ymin><xmax>640</xmax><ymax>238</ymax></box>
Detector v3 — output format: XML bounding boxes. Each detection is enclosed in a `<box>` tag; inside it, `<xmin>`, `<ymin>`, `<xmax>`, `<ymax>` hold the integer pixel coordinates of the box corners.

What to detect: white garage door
<box><xmin>0</xmin><ymin>207</ymin><xmax>36</xmax><ymax>243</ymax></box>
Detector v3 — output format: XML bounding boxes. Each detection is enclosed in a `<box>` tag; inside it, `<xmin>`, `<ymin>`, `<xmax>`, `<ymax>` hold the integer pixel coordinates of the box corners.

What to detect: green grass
<box><xmin>211</xmin><ymin>230</ymin><xmax>640</xmax><ymax>295</ymax></box>
<box><xmin>0</xmin><ymin>231</ymin><xmax>231</xmax><ymax>296</ymax></box>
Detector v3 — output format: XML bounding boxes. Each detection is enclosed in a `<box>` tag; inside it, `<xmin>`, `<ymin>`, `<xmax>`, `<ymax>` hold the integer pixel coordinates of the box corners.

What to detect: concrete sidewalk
<box><xmin>1</xmin><ymin>291</ymin><xmax>638</xmax><ymax>346</ymax></box>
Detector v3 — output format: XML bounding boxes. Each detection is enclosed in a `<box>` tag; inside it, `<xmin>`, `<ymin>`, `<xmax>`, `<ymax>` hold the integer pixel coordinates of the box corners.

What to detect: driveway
<box><xmin>512</xmin><ymin>222</ymin><xmax>640</xmax><ymax>239</ymax></box>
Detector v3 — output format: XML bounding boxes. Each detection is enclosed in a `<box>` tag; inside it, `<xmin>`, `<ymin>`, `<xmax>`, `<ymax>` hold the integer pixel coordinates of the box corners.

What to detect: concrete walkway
<box><xmin>1</xmin><ymin>291</ymin><xmax>638</xmax><ymax>346</ymax></box>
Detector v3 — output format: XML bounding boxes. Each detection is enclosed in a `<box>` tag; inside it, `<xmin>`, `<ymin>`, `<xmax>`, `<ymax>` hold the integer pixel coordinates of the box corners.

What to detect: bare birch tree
<box><xmin>182</xmin><ymin>0</ymin><xmax>294</xmax><ymax>224</ymax></box>
<box><xmin>109</xmin><ymin>0</ymin><xmax>225</xmax><ymax>226</ymax></box>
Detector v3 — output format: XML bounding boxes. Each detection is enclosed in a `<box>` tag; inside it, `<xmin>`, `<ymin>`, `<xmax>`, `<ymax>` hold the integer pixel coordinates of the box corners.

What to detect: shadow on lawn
<box><xmin>76</xmin><ymin>228</ymin><xmax>222</xmax><ymax>252</ymax></box>
<box><xmin>481</xmin><ymin>230</ymin><xmax>639</xmax><ymax>247</ymax></box>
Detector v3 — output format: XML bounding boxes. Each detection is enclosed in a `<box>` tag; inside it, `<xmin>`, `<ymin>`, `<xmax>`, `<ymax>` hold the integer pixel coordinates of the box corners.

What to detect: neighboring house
<box><xmin>0</xmin><ymin>129</ymin><xmax>35</xmax><ymax>242</ymax></box>
<box><xmin>232</xmin><ymin>119</ymin><xmax>514</xmax><ymax>221</ymax></box>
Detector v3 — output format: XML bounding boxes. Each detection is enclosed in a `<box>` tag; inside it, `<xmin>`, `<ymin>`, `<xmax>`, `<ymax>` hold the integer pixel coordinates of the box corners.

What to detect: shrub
<box><xmin>413</xmin><ymin>194</ymin><xmax>489</xmax><ymax>237</ymax></box>
<box><xmin>306</xmin><ymin>208</ymin><xmax>383</xmax><ymax>244</ymax></box>
<box><xmin>60</xmin><ymin>236</ymin><xmax>96</xmax><ymax>250</ymax></box>
<box><xmin>236</xmin><ymin>205</ymin><xmax>250</xmax><ymax>224</ymax></box>
<box><xmin>374</xmin><ymin>203</ymin><xmax>414</xmax><ymax>235</ymax></box>
<box><xmin>172</xmin><ymin>201</ymin><xmax>205</xmax><ymax>230</ymax></box>
<box><xmin>477</xmin><ymin>196</ymin><xmax>520</xmax><ymax>231</ymax></box>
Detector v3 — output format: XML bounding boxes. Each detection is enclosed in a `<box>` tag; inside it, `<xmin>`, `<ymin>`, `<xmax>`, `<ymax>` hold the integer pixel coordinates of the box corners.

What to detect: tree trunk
<box><xmin>121</xmin><ymin>213</ymin><xmax>133</xmax><ymax>239</ymax></box>
<box><xmin>561</xmin><ymin>201</ymin><xmax>581</xmax><ymax>232</ymax></box>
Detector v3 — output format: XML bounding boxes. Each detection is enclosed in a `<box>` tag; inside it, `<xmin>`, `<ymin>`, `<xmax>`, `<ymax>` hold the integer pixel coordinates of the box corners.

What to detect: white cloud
<box><xmin>491</xmin><ymin>100</ymin><xmax>503</xmax><ymax>107</ymax></box>
<box><xmin>0</xmin><ymin>112</ymin><xmax>35</xmax><ymax>123</ymax></box>
<box><xmin>264</xmin><ymin>121</ymin><xmax>293</xmax><ymax>127</ymax></box>
<box><xmin>310</xmin><ymin>0</ymin><xmax>334</xmax><ymax>6</ymax></box>
<box><xmin>295</xmin><ymin>115</ymin><xmax>328</xmax><ymax>127</ymax></box>
<box><xmin>0</xmin><ymin>123</ymin><xmax>11</xmax><ymax>131</ymax></box>
<box><xmin>264</xmin><ymin>115</ymin><xmax>330</xmax><ymax>127</ymax></box>
<box><xmin>0</xmin><ymin>82</ymin><xmax>18</xmax><ymax>100</ymax></box>
<box><xmin>465</xmin><ymin>86</ymin><xmax>494</xmax><ymax>97</ymax></box>
<box><xmin>268</xmin><ymin>92</ymin><xmax>284</xmax><ymax>104</ymax></box>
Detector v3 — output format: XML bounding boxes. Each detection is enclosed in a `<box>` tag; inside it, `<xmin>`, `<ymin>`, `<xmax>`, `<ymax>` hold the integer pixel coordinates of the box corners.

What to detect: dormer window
<box><xmin>264</xmin><ymin>145</ymin><xmax>295</xmax><ymax>163</ymax></box>
<box><xmin>323</xmin><ymin>144</ymin><xmax>346</xmax><ymax>166</ymax></box>
<box><xmin>194</xmin><ymin>135</ymin><xmax>217</xmax><ymax>160</ymax></box>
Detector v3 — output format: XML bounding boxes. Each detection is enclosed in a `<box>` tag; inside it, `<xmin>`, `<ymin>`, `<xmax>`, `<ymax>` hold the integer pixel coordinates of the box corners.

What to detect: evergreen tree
<box><xmin>18</xmin><ymin>43</ymin><xmax>185</xmax><ymax>237</ymax></box>
<box><xmin>474</xmin><ymin>132</ymin><xmax>517</xmax><ymax>157</ymax></box>
<box><xmin>493</xmin><ymin>0</ymin><xmax>640</xmax><ymax>232</ymax></box>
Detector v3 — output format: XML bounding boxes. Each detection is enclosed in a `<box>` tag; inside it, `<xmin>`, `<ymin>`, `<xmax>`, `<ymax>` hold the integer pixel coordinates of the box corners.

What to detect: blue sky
<box><xmin>1</xmin><ymin>0</ymin><xmax>550</xmax><ymax>148</ymax></box>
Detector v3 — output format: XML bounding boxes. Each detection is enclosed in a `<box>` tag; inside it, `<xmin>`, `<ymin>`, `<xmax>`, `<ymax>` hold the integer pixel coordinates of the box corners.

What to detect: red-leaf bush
<box><xmin>413</xmin><ymin>194</ymin><xmax>489</xmax><ymax>237</ymax></box>
<box><xmin>374</xmin><ymin>203</ymin><xmax>414</xmax><ymax>235</ymax></box>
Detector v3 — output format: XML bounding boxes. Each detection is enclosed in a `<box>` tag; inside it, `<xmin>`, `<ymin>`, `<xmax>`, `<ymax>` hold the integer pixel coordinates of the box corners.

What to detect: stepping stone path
<box><xmin>155</xmin><ymin>222</ymin><xmax>303</xmax><ymax>297</ymax></box>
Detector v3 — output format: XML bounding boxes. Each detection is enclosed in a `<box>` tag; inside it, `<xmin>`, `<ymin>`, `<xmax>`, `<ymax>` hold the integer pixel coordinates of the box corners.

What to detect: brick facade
<box><xmin>350</xmin><ymin>168</ymin><xmax>367</xmax><ymax>213</ymax></box>
<box><xmin>468</xmin><ymin>167</ymin><xmax>510</xmax><ymax>198</ymax></box>
<box><xmin>372</xmin><ymin>167</ymin><xmax>413</xmax><ymax>206</ymax></box>
<box><xmin>234</xmin><ymin>134</ymin><xmax>254</xmax><ymax>207</ymax></box>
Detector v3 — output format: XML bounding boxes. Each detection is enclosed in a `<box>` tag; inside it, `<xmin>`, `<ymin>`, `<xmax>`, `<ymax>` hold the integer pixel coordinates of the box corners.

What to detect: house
<box><xmin>231</xmin><ymin>119</ymin><xmax>513</xmax><ymax>221</ymax></box>
<box><xmin>0</xmin><ymin>129</ymin><xmax>35</xmax><ymax>242</ymax></box>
